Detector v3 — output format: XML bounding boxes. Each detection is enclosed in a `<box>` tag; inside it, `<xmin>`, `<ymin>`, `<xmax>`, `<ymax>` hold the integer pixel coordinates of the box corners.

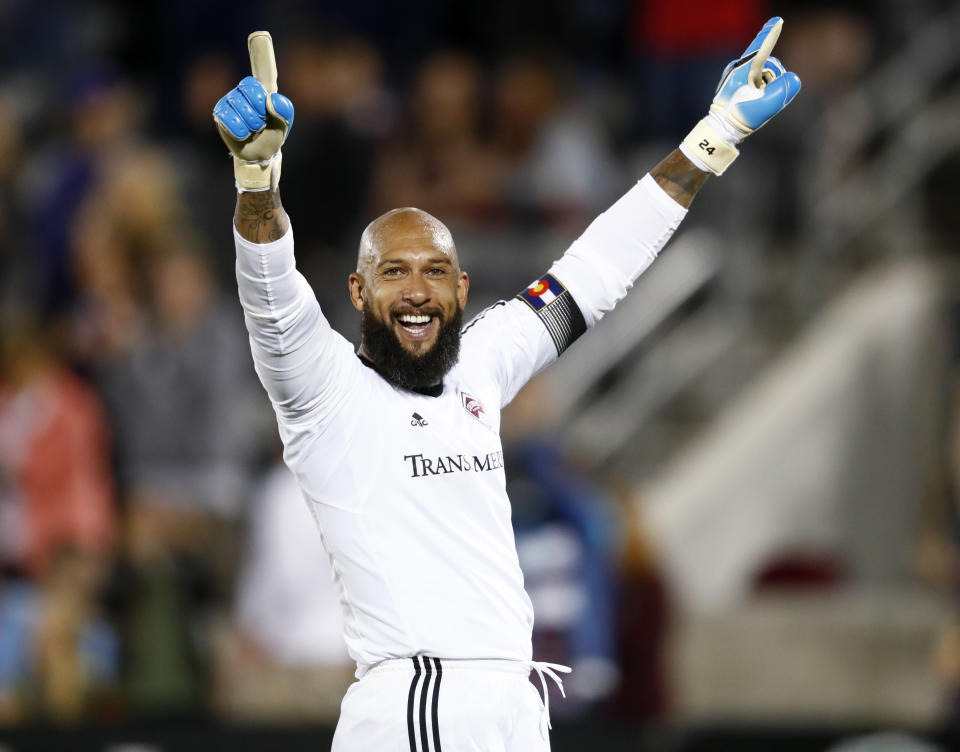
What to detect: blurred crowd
<box><xmin>0</xmin><ymin>0</ymin><xmax>954</xmax><ymax>731</ymax></box>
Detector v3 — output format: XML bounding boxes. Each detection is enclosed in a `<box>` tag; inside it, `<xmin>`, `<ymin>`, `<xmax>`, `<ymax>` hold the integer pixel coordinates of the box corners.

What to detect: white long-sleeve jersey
<box><xmin>235</xmin><ymin>174</ymin><xmax>686</xmax><ymax>675</ymax></box>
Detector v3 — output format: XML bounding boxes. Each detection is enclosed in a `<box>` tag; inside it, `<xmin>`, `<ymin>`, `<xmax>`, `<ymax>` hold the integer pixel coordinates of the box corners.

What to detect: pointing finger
<box><xmin>248</xmin><ymin>31</ymin><xmax>278</xmax><ymax>94</ymax></box>
<box><xmin>741</xmin><ymin>17</ymin><xmax>781</xmax><ymax>57</ymax></box>
<box><xmin>749</xmin><ymin>17</ymin><xmax>783</xmax><ymax>88</ymax></box>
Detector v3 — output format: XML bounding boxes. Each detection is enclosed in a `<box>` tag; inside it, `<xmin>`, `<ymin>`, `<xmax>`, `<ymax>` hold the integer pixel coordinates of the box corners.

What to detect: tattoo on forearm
<box><xmin>650</xmin><ymin>149</ymin><xmax>710</xmax><ymax>209</ymax></box>
<box><xmin>235</xmin><ymin>190</ymin><xmax>290</xmax><ymax>243</ymax></box>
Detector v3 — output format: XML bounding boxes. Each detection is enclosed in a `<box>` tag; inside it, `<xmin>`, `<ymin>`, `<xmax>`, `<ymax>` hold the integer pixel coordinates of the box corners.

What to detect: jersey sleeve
<box><xmin>461</xmin><ymin>174</ymin><xmax>688</xmax><ymax>407</ymax></box>
<box><xmin>234</xmin><ymin>225</ymin><xmax>359</xmax><ymax>429</ymax></box>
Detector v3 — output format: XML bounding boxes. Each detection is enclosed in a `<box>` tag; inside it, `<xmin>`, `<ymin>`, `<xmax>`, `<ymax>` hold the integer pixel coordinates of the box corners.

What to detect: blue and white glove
<box><xmin>213</xmin><ymin>31</ymin><xmax>295</xmax><ymax>191</ymax></box>
<box><xmin>681</xmin><ymin>17</ymin><xmax>801</xmax><ymax>175</ymax></box>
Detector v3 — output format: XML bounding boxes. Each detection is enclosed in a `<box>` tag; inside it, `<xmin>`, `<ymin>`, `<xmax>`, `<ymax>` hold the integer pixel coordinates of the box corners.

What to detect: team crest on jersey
<box><xmin>461</xmin><ymin>391</ymin><xmax>486</xmax><ymax>421</ymax></box>
<box><xmin>459</xmin><ymin>390</ymin><xmax>496</xmax><ymax>434</ymax></box>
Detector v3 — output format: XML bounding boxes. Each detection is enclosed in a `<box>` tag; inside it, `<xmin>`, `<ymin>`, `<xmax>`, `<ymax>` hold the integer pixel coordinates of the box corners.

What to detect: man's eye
<box><xmin>428</xmin><ymin>268</ymin><xmax>446</xmax><ymax>276</ymax></box>
<box><xmin>383</xmin><ymin>268</ymin><xmax>403</xmax><ymax>276</ymax></box>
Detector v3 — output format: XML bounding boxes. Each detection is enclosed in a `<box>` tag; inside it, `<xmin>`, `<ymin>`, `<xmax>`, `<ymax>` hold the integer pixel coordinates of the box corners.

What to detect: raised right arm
<box><xmin>218</xmin><ymin>33</ymin><xmax>357</xmax><ymax>426</ymax></box>
<box><xmin>232</xmin><ymin>191</ymin><xmax>356</xmax><ymax>426</ymax></box>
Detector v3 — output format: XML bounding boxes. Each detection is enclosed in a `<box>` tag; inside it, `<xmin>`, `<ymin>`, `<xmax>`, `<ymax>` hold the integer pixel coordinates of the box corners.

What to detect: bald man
<box><xmin>217</xmin><ymin>23</ymin><xmax>799</xmax><ymax>752</ymax></box>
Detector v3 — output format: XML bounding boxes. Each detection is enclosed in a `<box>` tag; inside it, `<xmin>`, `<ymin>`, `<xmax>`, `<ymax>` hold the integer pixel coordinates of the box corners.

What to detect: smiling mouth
<box><xmin>394</xmin><ymin>312</ymin><xmax>440</xmax><ymax>342</ymax></box>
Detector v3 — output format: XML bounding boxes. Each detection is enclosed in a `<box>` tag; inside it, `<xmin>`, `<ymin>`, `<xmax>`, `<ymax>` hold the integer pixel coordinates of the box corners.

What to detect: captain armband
<box><xmin>515</xmin><ymin>273</ymin><xmax>587</xmax><ymax>355</ymax></box>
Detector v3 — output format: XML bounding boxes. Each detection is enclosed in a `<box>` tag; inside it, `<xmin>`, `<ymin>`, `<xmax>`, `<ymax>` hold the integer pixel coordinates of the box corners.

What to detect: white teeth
<box><xmin>398</xmin><ymin>314</ymin><xmax>431</xmax><ymax>324</ymax></box>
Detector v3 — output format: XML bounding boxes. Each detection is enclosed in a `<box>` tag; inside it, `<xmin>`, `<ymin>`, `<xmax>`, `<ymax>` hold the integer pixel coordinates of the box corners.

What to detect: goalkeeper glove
<box><xmin>213</xmin><ymin>31</ymin><xmax>295</xmax><ymax>191</ymax></box>
<box><xmin>681</xmin><ymin>16</ymin><xmax>801</xmax><ymax>175</ymax></box>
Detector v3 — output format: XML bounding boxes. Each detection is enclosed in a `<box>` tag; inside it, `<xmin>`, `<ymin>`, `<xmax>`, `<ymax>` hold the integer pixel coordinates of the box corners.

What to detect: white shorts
<box><xmin>332</xmin><ymin>656</ymin><xmax>552</xmax><ymax>752</ymax></box>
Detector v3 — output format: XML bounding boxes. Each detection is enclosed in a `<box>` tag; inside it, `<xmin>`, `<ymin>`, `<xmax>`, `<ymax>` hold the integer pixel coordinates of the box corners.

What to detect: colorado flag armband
<box><xmin>516</xmin><ymin>273</ymin><xmax>587</xmax><ymax>355</ymax></box>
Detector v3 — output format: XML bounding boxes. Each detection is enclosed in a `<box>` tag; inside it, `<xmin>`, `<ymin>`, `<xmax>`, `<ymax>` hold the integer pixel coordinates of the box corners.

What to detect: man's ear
<box><xmin>348</xmin><ymin>273</ymin><xmax>365</xmax><ymax>312</ymax></box>
<box><xmin>457</xmin><ymin>271</ymin><xmax>469</xmax><ymax>310</ymax></box>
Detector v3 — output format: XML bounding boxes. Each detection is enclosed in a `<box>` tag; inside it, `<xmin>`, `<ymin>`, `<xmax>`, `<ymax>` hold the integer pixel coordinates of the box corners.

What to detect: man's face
<box><xmin>349</xmin><ymin>210</ymin><xmax>469</xmax><ymax>386</ymax></box>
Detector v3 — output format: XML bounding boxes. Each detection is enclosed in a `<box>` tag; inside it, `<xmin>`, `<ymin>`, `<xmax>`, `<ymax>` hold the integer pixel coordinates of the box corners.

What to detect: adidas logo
<box><xmin>410</xmin><ymin>412</ymin><xmax>428</xmax><ymax>427</ymax></box>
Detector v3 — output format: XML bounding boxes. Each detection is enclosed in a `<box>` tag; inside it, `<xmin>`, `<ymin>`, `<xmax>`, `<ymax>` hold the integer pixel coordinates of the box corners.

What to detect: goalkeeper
<box><xmin>214</xmin><ymin>19</ymin><xmax>799</xmax><ymax>752</ymax></box>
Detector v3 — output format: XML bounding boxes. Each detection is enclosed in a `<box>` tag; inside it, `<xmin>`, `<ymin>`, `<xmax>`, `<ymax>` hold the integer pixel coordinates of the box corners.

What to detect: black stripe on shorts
<box><xmin>407</xmin><ymin>657</ymin><xmax>422</xmax><ymax>751</ymax></box>
<box><xmin>419</xmin><ymin>657</ymin><xmax>432</xmax><ymax>752</ymax></box>
<box><xmin>431</xmin><ymin>658</ymin><xmax>442</xmax><ymax>751</ymax></box>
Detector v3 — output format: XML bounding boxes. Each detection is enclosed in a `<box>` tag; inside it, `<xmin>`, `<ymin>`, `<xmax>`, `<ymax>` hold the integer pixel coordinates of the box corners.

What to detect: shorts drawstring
<box><xmin>527</xmin><ymin>661</ymin><xmax>571</xmax><ymax>736</ymax></box>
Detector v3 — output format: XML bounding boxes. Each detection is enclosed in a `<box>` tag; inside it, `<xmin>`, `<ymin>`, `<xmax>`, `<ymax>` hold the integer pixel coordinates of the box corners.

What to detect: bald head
<box><xmin>357</xmin><ymin>207</ymin><xmax>458</xmax><ymax>277</ymax></box>
<box><xmin>348</xmin><ymin>206</ymin><xmax>469</xmax><ymax>374</ymax></box>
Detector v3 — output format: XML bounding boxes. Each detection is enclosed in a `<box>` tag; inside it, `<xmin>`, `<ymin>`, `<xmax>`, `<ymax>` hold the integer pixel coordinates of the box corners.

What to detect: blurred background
<box><xmin>1</xmin><ymin>0</ymin><xmax>959</xmax><ymax>750</ymax></box>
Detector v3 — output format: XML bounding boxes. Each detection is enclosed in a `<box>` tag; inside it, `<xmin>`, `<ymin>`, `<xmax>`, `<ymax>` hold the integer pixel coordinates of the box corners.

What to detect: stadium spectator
<box><xmin>492</xmin><ymin>54</ymin><xmax>620</xmax><ymax>227</ymax></box>
<box><xmin>0</xmin><ymin>316</ymin><xmax>118</xmax><ymax>723</ymax></box>
<box><xmin>370</xmin><ymin>51</ymin><xmax>498</xmax><ymax>225</ymax></box>
<box><xmin>98</xmin><ymin>242</ymin><xmax>265</xmax><ymax>526</ymax></box>
<box><xmin>24</xmin><ymin>68</ymin><xmax>143</xmax><ymax>313</ymax></box>
<box><xmin>502</xmin><ymin>379</ymin><xmax>623</xmax><ymax>718</ymax></box>
<box><xmin>92</xmin><ymin>240</ymin><xmax>267</xmax><ymax>717</ymax></box>
<box><xmin>214</xmin><ymin>460</ymin><xmax>353</xmax><ymax>722</ymax></box>
<box><xmin>0</xmin><ymin>317</ymin><xmax>115</xmax><ymax>579</ymax></box>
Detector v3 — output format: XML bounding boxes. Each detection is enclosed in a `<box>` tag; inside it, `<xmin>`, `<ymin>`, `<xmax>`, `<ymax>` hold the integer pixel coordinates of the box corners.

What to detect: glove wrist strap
<box><xmin>708</xmin><ymin>109</ymin><xmax>750</xmax><ymax>143</ymax></box>
<box><xmin>234</xmin><ymin>152</ymin><xmax>282</xmax><ymax>192</ymax></box>
<box><xmin>680</xmin><ymin>119</ymin><xmax>740</xmax><ymax>176</ymax></box>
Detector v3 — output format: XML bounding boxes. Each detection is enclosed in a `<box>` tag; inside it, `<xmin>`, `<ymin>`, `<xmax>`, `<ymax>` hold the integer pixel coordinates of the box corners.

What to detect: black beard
<box><xmin>360</xmin><ymin>307</ymin><xmax>463</xmax><ymax>391</ymax></box>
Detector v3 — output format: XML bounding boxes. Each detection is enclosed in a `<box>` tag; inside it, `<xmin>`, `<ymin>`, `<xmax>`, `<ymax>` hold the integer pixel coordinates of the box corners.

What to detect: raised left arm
<box><xmin>463</xmin><ymin>19</ymin><xmax>802</xmax><ymax>406</ymax></box>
